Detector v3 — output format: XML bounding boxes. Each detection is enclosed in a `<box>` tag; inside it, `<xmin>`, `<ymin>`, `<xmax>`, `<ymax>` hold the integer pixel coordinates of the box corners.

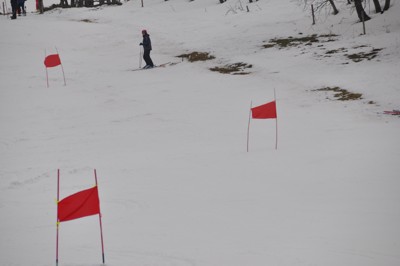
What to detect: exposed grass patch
<box><xmin>263</xmin><ymin>34</ymin><xmax>338</xmax><ymax>49</ymax></box>
<box><xmin>325</xmin><ymin>47</ymin><xmax>347</xmax><ymax>55</ymax></box>
<box><xmin>176</xmin><ymin>52</ymin><xmax>252</xmax><ymax>75</ymax></box>
<box><xmin>209</xmin><ymin>62</ymin><xmax>252</xmax><ymax>75</ymax></box>
<box><xmin>177</xmin><ymin>52</ymin><xmax>215</xmax><ymax>62</ymax></box>
<box><xmin>44</xmin><ymin>4</ymin><xmax>63</xmax><ymax>12</ymax></box>
<box><xmin>313</xmin><ymin>86</ymin><xmax>362</xmax><ymax>101</ymax></box>
<box><xmin>263</xmin><ymin>33</ymin><xmax>383</xmax><ymax>65</ymax></box>
<box><xmin>80</xmin><ymin>19</ymin><xmax>96</xmax><ymax>23</ymax></box>
<box><xmin>346</xmin><ymin>48</ymin><xmax>383</xmax><ymax>62</ymax></box>
<box><xmin>263</xmin><ymin>44</ymin><xmax>275</xmax><ymax>49</ymax></box>
<box><xmin>319</xmin><ymin>34</ymin><xmax>338</xmax><ymax>38</ymax></box>
<box><xmin>265</xmin><ymin>35</ymin><xmax>318</xmax><ymax>48</ymax></box>
<box><xmin>323</xmin><ymin>46</ymin><xmax>383</xmax><ymax>63</ymax></box>
<box><xmin>353</xmin><ymin>45</ymin><xmax>369</xmax><ymax>49</ymax></box>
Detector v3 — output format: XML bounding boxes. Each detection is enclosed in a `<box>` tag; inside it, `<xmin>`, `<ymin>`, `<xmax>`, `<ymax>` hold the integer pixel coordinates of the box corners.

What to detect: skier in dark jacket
<box><xmin>140</xmin><ymin>29</ymin><xmax>154</xmax><ymax>69</ymax></box>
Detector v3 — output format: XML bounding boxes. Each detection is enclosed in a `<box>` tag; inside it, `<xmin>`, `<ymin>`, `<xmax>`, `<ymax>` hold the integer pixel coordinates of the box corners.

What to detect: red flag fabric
<box><xmin>44</xmin><ymin>54</ymin><xmax>61</xmax><ymax>68</ymax></box>
<box><xmin>251</xmin><ymin>101</ymin><xmax>277</xmax><ymax>119</ymax></box>
<box><xmin>58</xmin><ymin>186</ymin><xmax>100</xmax><ymax>222</ymax></box>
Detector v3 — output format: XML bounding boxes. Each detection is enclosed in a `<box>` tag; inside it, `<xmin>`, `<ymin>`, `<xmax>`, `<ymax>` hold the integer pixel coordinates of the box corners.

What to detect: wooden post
<box><xmin>361</xmin><ymin>9</ymin><xmax>366</xmax><ymax>34</ymax></box>
<box><xmin>311</xmin><ymin>4</ymin><xmax>316</xmax><ymax>25</ymax></box>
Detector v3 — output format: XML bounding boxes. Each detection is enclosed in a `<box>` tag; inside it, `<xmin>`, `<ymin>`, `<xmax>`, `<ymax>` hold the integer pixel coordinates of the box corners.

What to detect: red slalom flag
<box><xmin>58</xmin><ymin>186</ymin><xmax>100</xmax><ymax>222</ymax></box>
<box><xmin>251</xmin><ymin>101</ymin><xmax>277</xmax><ymax>119</ymax></box>
<box><xmin>44</xmin><ymin>54</ymin><xmax>61</xmax><ymax>68</ymax></box>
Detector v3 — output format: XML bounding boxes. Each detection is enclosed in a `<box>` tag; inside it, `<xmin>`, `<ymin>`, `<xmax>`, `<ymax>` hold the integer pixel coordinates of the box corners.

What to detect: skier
<box><xmin>139</xmin><ymin>29</ymin><xmax>154</xmax><ymax>69</ymax></box>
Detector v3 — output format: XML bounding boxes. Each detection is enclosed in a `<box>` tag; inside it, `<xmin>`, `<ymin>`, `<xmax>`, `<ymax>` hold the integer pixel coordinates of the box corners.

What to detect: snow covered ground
<box><xmin>1</xmin><ymin>0</ymin><xmax>399</xmax><ymax>265</ymax></box>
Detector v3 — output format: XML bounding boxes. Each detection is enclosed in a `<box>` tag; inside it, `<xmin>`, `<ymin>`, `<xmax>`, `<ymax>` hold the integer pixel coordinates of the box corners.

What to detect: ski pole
<box><xmin>139</xmin><ymin>46</ymin><xmax>142</xmax><ymax>68</ymax></box>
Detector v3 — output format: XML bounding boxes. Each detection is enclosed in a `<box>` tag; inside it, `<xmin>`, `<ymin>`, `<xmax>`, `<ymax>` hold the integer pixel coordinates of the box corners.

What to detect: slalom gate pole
<box><xmin>60</xmin><ymin>63</ymin><xmax>67</xmax><ymax>86</ymax></box>
<box><xmin>55</xmin><ymin>47</ymin><xmax>66</xmax><ymax>86</ymax></box>
<box><xmin>275</xmin><ymin>114</ymin><xmax>278</xmax><ymax>150</ymax></box>
<box><xmin>94</xmin><ymin>169</ymin><xmax>105</xmax><ymax>264</ymax></box>
<box><xmin>246</xmin><ymin>101</ymin><xmax>252</xmax><ymax>152</ymax></box>
<box><xmin>45</xmin><ymin>49</ymin><xmax>49</xmax><ymax>88</ymax></box>
<box><xmin>139</xmin><ymin>46</ymin><xmax>143</xmax><ymax>68</ymax></box>
<box><xmin>56</xmin><ymin>169</ymin><xmax>60</xmax><ymax>266</ymax></box>
<box><xmin>274</xmin><ymin>89</ymin><xmax>278</xmax><ymax>150</ymax></box>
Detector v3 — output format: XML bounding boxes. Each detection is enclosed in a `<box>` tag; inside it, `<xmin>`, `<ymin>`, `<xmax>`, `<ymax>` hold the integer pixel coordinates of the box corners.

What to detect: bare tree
<box><xmin>354</xmin><ymin>0</ymin><xmax>371</xmax><ymax>21</ymax></box>
<box><xmin>383</xmin><ymin>0</ymin><xmax>390</xmax><ymax>11</ymax></box>
<box><xmin>371</xmin><ymin>0</ymin><xmax>391</xmax><ymax>13</ymax></box>
<box><xmin>299</xmin><ymin>0</ymin><xmax>393</xmax><ymax>22</ymax></box>
<box><xmin>38</xmin><ymin>0</ymin><xmax>44</xmax><ymax>13</ymax></box>
<box><xmin>372</xmin><ymin>0</ymin><xmax>382</xmax><ymax>13</ymax></box>
<box><xmin>307</xmin><ymin>0</ymin><xmax>339</xmax><ymax>15</ymax></box>
<box><xmin>328</xmin><ymin>0</ymin><xmax>339</xmax><ymax>14</ymax></box>
<box><xmin>60</xmin><ymin>0</ymin><xmax>69</xmax><ymax>7</ymax></box>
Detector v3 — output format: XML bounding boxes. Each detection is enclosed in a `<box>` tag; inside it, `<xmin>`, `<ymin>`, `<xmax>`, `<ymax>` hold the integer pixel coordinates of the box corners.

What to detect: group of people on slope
<box><xmin>10</xmin><ymin>0</ymin><xmax>26</xmax><ymax>19</ymax></box>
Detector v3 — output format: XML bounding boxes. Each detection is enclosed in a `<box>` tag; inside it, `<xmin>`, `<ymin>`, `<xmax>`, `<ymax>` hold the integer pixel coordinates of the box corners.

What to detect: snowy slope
<box><xmin>1</xmin><ymin>0</ymin><xmax>400</xmax><ymax>266</ymax></box>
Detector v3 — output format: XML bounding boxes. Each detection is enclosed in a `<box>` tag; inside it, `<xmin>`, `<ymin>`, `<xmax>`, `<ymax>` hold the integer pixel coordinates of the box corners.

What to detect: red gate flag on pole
<box><xmin>44</xmin><ymin>54</ymin><xmax>61</xmax><ymax>68</ymax></box>
<box><xmin>247</xmin><ymin>96</ymin><xmax>279</xmax><ymax>152</ymax></box>
<box><xmin>44</xmin><ymin>48</ymin><xmax>66</xmax><ymax>87</ymax></box>
<box><xmin>251</xmin><ymin>101</ymin><xmax>277</xmax><ymax>119</ymax></box>
<box><xmin>58</xmin><ymin>186</ymin><xmax>100</xmax><ymax>222</ymax></box>
<box><xmin>56</xmin><ymin>169</ymin><xmax>105</xmax><ymax>265</ymax></box>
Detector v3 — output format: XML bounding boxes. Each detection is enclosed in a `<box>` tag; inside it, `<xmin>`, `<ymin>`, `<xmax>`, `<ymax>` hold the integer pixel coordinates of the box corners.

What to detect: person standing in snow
<box><xmin>140</xmin><ymin>29</ymin><xmax>154</xmax><ymax>69</ymax></box>
<box><xmin>10</xmin><ymin>0</ymin><xmax>18</xmax><ymax>19</ymax></box>
<box><xmin>17</xmin><ymin>0</ymin><xmax>26</xmax><ymax>16</ymax></box>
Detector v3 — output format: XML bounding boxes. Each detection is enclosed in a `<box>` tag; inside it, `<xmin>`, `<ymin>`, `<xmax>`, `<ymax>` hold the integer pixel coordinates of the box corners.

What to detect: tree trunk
<box><xmin>383</xmin><ymin>0</ymin><xmax>390</xmax><ymax>11</ymax></box>
<box><xmin>85</xmin><ymin>0</ymin><xmax>93</xmax><ymax>7</ymax></box>
<box><xmin>354</xmin><ymin>0</ymin><xmax>371</xmax><ymax>22</ymax></box>
<box><xmin>328</xmin><ymin>0</ymin><xmax>339</xmax><ymax>15</ymax></box>
<box><xmin>372</xmin><ymin>0</ymin><xmax>382</xmax><ymax>13</ymax></box>
<box><xmin>38</xmin><ymin>0</ymin><xmax>44</xmax><ymax>13</ymax></box>
<box><xmin>60</xmin><ymin>0</ymin><xmax>69</xmax><ymax>7</ymax></box>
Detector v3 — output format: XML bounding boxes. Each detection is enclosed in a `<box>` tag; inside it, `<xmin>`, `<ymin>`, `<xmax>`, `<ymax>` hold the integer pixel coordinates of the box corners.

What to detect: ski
<box><xmin>130</xmin><ymin>61</ymin><xmax>180</xmax><ymax>71</ymax></box>
<box><xmin>157</xmin><ymin>62</ymin><xmax>172</xmax><ymax>67</ymax></box>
